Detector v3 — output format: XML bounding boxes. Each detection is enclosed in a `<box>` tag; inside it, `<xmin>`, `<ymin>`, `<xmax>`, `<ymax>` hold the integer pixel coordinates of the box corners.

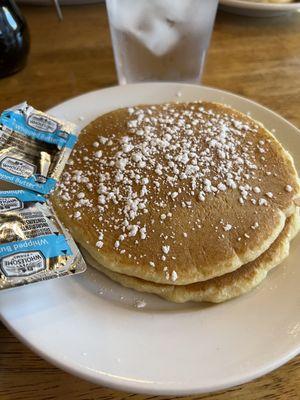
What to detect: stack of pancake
<box><xmin>52</xmin><ymin>101</ymin><xmax>300</xmax><ymax>303</ymax></box>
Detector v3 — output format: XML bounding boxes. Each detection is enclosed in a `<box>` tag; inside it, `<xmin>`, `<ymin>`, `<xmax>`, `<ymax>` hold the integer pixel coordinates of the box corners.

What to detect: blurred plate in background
<box><xmin>220</xmin><ymin>0</ymin><xmax>300</xmax><ymax>17</ymax></box>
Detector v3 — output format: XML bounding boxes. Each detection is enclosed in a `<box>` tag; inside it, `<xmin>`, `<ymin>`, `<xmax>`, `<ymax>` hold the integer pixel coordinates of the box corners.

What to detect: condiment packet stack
<box><xmin>0</xmin><ymin>103</ymin><xmax>86</xmax><ymax>290</ymax></box>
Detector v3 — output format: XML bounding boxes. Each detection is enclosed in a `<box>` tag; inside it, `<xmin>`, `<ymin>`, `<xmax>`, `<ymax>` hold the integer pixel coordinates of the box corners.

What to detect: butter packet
<box><xmin>0</xmin><ymin>190</ymin><xmax>86</xmax><ymax>290</ymax></box>
<box><xmin>0</xmin><ymin>102</ymin><xmax>78</xmax><ymax>195</ymax></box>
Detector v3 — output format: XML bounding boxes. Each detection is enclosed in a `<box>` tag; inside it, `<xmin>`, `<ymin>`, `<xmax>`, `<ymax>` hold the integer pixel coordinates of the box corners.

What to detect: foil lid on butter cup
<box><xmin>0</xmin><ymin>102</ymin><xmax>79</xmax><ymax>195</ymax></box>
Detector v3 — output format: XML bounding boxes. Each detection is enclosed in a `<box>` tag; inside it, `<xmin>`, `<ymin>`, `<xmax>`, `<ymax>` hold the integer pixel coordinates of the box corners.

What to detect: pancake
<box><xmin>52</xmin><ymin>101</ymin><xmax>300</xmax><ymax>285</ymax></box>
<box><xmin>83</xmin><ymin>211</ymin><xmax>300</xmax><ymax>303</ymax></box>
<box><xmin>245</xmin><ymin>1</ymin><xmax>294</xmax><ymax>3</ymax></box>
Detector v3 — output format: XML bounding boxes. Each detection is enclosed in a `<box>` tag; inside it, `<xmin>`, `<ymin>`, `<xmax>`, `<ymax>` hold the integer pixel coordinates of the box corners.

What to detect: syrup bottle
<box><xmin>0</xmin><ymin>0</ymin><xmax>30</xmax><ymax>78</ymax></box>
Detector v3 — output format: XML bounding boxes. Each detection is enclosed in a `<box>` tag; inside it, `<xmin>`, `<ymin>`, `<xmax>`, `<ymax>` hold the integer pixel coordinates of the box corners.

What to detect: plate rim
<box><xmin>1</xmin><ymin>312</ymin><xmax>300</xmax><ymax>396</ymax></box>
<box><xmin>220</xmin><ymin>0</ymin><xmax>300</xmax><ymax>11</ymax></box>
<box><xmin>1</xmin><ymin>82</ymin><xmax>300</xmax><ymax>395</ymax></box>
<box><xmin>47</xmin><ymin>82</ymin><xmax>299</xmax><ymax>132</ymax></box>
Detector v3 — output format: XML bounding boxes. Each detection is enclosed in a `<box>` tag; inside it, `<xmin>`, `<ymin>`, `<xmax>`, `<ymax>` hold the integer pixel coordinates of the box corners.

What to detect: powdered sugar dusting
<box><xmin>134</xmin><ymin>298</ymin><xmax>147</xmax><ymax>309</ymax></box>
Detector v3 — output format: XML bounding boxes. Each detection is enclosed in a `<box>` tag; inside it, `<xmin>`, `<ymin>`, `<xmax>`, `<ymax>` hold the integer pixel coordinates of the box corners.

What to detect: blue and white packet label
<box><xmin>0</xmin><ymin>190</ymin><xmax>86</xmax><ymax>290</ymax></box>
<box><xmin>0</xmin><ymin>102</ymin><xmax>79</xmax><ymax>195</ymax></box>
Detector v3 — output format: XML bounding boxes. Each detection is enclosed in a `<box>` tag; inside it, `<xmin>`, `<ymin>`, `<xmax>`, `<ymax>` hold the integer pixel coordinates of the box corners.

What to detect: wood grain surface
<box><xmin>0</xmin><ymin>3</ymin><xmax>300</xmax><ymax>399</ymax></box>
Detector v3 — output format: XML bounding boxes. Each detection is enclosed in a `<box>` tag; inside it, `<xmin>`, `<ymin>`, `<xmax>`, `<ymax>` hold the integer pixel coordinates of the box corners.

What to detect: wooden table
<box><xmin>0</xmin><ymin>4</ymin><xmax>299</xmax><ymax>399</ymax></box>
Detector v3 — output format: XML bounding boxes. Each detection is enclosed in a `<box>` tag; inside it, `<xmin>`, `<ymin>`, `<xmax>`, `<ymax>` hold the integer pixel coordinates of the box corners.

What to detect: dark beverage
<box><xmin>0</xmin><ymin>0</ymin><xmax>30</xmax><ymax>78</ymax></box>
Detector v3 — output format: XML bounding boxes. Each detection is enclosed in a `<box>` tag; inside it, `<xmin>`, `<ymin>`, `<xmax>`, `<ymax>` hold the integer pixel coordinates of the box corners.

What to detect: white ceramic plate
<box><xmin>1</xmin><ymin>83</ymin><xmax>300</xmax><ymax>396</ymax></box>
<box><xmin>220</xmin><ymin>0</ymin><xmax>300</xmax><ymax>17</ymax></box>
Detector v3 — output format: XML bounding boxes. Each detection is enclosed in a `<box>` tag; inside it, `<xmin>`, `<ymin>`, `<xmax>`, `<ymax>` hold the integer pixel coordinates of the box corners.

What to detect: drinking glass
<box><xmin>106</xmin><ymin>0</ymin><xmax>219</xmax><ymax>85</ymax></box>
